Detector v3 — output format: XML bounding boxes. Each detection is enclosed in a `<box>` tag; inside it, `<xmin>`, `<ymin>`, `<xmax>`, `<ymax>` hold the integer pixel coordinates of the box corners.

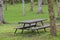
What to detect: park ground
<box><xmin>0</xmin><ymin>3</ymin><xmax>60</xmax><ymax>40</ymax></box>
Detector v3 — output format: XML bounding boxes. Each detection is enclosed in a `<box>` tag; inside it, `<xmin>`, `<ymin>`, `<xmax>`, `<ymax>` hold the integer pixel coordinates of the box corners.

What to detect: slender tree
<box><xmin>0</xmin><ymin>0</ymin><xmax>5</xmax><ymax>23</ymax></box>
<box><xmin>22</xmin><ymin>0</ymin><xmax>25</xmax><ymax>16</ymax></box>
<box><xmin>5</xmin><ymin>0</ymin><xmax>8</xmax><ymax>10</ymax></box>
<box><xmin>10</xmin><ymin>0</ymin><xmax>15</xmax><ymax>5</ymax></box>
<box><xmin>38</xmin><ymin>0</ymin><xmax>42</xmax><ymax>14</ymax></box>
<box><xmin>56</xmin><ymin>0</ymin><xmax>60</xmax><ymax>16</ymax></box>
<box><xmin>48</xmin><ymin>0</ymin><xmax>57</xmax><ymax>36</ymax></box>
<box><xmin>42</xmin><ymin>0</ymin><xmax>47</xmax><ymax>5</ymax></box>
<box><xmin>30</xmin><ymin>0</ymin><xmax>34</xmax><ymax>11</ymax></box>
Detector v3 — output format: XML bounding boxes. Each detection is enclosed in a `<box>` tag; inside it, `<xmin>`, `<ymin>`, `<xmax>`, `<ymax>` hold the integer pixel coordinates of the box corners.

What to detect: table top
<box><xmin>18</xmin><ymin>19</ymin><xmax>47</xmax><ymax>24</ymax></box>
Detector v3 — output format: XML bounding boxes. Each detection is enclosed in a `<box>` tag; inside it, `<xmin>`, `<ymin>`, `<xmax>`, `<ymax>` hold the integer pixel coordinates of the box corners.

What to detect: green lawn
<box><xmin>4</xmin><ymin>3</ymin><xmax>50</xmax><ymax>23</ymax></box>
<box><xmin>0</xmin><ymin>3</ymin><xmax>59</xmax><ymax>40</ymax></box>
<box><xmin>4</xmin><ymin>3</ymin><xmax>58</xmax><ymax>23</ymax></box>
<box><xmin>0</xmin><ymin>24</ymin><xmax>60</xmax><ymax>40</ymax></box>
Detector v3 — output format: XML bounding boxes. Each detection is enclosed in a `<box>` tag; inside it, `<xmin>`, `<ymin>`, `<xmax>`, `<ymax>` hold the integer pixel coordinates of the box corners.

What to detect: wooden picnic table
<box><xmin>14</xmin><ymin>19</ymin><xmax>49</xmax><ymax>34</ymax></box>
<box><xmin>18</xmin><ymin>19</ymin><xmax>47</xmax><ymax>24</ymax></box>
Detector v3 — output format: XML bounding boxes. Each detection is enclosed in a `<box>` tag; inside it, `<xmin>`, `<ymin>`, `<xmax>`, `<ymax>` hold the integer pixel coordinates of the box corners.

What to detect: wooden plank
<box><xmin>15</xmin><ymin>25</ymin><xmax>36</xmax><ymax>29</ymax></box>
<box><xmin>18</xmin><ymin>19</ymin><xmax>47</xmax><ymax>24</ymax></box>
<box><xmin>27</xmin><ymin>25</ymin><xmax>50</xmax><ymax>30</ymax></box>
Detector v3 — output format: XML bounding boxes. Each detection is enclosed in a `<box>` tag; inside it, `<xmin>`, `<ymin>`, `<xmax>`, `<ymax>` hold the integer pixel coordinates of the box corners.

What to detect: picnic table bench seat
<box><xmin>14</xmin><ymin>24</ymin><xmax>36</xmax><ymax>33</ymax></box>
<box><xmin>28</xmin><ymin>25</ymin><xmax>50</xmax><ymax>30</ymax></box>
<box><xmin>27</xmin><ymin>25</ymin><xmax>50</xmax><ymax>32</ymax></box>
<box><xmin>15</xmin><ymin>25</ymin><xmax>36</xmax><ymax>29</ymax></box>
<box><xmin>14</xmin><ymin>24</ymin><xmax>50</xmax><ymax>33</ymax></box>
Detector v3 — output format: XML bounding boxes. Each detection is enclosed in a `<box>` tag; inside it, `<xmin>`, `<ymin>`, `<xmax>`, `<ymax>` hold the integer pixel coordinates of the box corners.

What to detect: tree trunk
<box><xmin>38</xmin><ymin>0</ymin><xmax>42</xmax><ymax>14</ymax></box>
<box><xmin>5</xmin><ymin>0</ymin><xmax>8</xmax><ymax>10</ymax></box>
<box><xmin>48</xmin><ymin>0</ymin><xmax>57</xmax><ymax>36</ymax></box>
<box><xmin>0</xmin><ymin>0</ymin><xmax>5</xmax><ymax>23</ymax></box>
<box><xmin>30</xmin><ymin>0</ymin><xmax>34</xmax><ymax>11</ymax></box>
<box><xmin>22</xmin><ymin>0</ymin><xmax>25</xmax><ymax>16</ymax></box>
<box><xmin>10</xmin><ymin>0</ymin><xmax>15</xmax><ymax>5</ymax></box>
<box><xmin>25</xmin><ymin>0</ymin><xmax>28</xmax><ymax>3</ymax></box>
<box><xmin>42</xmin><ymin>0</ymin><xmax>47</xmax><ymax>5</ymax></box>
<box><xmin>56</xmin><ymin>0</ymin><xmax>60</xmax><ymax>16</ymax></box>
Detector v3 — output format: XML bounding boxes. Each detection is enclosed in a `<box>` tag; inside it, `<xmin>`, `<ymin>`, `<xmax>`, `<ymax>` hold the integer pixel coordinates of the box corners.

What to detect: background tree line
<box><xmin>3</xmin><ymin>0</ymin><xmax>60</xmax><ymax>5</ymax></box>
<box><xmin>3</xmin><ymin>0</ymin><xmax>48</xmax><ymax>5</ymax></box>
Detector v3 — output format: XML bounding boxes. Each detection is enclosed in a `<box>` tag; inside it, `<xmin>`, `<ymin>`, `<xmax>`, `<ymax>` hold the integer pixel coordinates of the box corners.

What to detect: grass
<box><xmin>0</xmin><ymin>3</ymin><xmax>59</xmax><ymax>40</ymax></box>
<box><xmin>0</xmin><ymin>24</ymin><xmax>60</xmax><ymax>40</ymax></box>
<box><xmin>4</xmin><ymin>3</ymin><xmax>50</xmax><ymax>23</ymax></box>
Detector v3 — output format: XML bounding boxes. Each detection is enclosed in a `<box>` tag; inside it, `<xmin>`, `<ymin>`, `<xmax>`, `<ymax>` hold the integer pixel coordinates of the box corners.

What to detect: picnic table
<box><xmin>14</xmin><ymin>19</ymin><xmax>50</xmax><ymax>34</ymax></box>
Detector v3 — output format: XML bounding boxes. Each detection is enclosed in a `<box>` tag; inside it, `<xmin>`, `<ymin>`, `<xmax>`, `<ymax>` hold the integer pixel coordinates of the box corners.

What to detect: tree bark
<box><xmin>0</xmin><ymin>0</ymin><xmax>5</xmax><ymax>23</ymax></box>
<box><xmin>30</xmin><ymin>0</ymin><xmax>34</xmax><ymax>11</ymax></box>
<box><xmin>56</xmin><ymin>0</ymin><xmax>60</xmax><ymax>16</ymax></box>
<box><xmin>22</xmin><ymin>0</ymin><xmax>25</xmax><ymax>16</ymax></box>
<box><xmin>48</xmin><ymin>0</ymin><xmax>57</xmax><ymax>36</ymax></box>
<box><xmin>5</xmin><ymin>0</ymin><xmax>8</xmax><ymax>10</ymax></box>
<box><xmin>42</xmin><ymin>0</ymin><xmax>47</xmax><ymax>5</ymax></box>
<box><xmin>38</xmin><ymin>0</ymin><xmax>42</xmax><ymax>14</ymax></box>
<box><xmin>10</xmin><ymin>0</ymin><xmax>15</xmax><ymax>5</ymax></box>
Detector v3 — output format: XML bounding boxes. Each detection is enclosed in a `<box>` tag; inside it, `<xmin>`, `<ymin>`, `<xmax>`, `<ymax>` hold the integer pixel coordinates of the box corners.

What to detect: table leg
<box><xmin>14</xmin><ymin>29</ymin><xmax>17</xmax><ymax>34</ymax></box>
<box><xmin>29</xmin><ymin>23</ymin><xmax>34</xmax><ymax>32</ymax></box>
<box><xmin>29</xmin><ymin>23</ymin><xmax>31</xmax><ymax>27</ymax></box>
<box><xmin>35</xmin><ymin>22</ymin><xmax>37</xmax><ymax>27</ymax></box>
<box><xmin>44</xmin><ymin>28</ymin><xmax>46</xmax><ymax>32</ymax></box>
<box><xmin>41</xmin><ymin>21</ymin><xmax>44</xmax><ymax>25</ymax></box>
<box><xmin>36</xmin><ymin>29</ymin><xmax>40</xmax><ymax>33</ymax></box>
<box><xmin>21</xmin><ymin>23</ymin><xmax>25</xmax><ymax>34</ymax></box>
<box><xmin>41</xmin><ymin>21</ymin><xmax>46</xmax><ymax>32</ymax></box>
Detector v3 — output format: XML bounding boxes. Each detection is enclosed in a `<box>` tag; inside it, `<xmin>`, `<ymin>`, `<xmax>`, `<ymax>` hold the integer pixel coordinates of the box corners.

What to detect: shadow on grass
<box><xmin>14</xmin><ymin>30</ymin><xmax>49</xmax><ymax>37</ymax></box>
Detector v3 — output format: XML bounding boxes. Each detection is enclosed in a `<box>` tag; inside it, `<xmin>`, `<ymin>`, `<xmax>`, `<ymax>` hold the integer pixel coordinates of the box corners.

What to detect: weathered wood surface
<box><xmin>18</xmin><ymin>19</ymin><xmax>47</xmax><ymax>24</ymax></box>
